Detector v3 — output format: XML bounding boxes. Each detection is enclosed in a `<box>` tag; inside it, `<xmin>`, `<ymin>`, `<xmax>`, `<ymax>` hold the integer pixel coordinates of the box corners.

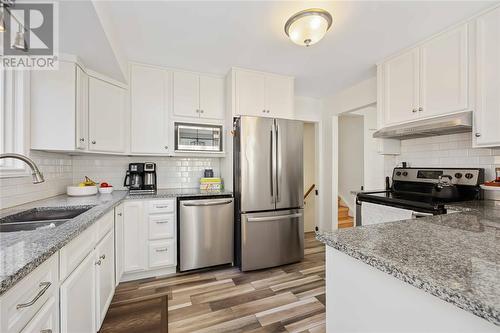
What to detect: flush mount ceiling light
<box><xmin>284</xmin><ymin>8</ymin><xmax>333</xmax><ymax>47</ymax></box>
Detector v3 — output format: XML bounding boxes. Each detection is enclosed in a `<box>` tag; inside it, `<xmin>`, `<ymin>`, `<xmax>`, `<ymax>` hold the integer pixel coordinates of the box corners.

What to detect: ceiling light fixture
<box><xmin>284</xmin><ymin>8</ymin><xmax>333</xmax><ymax>47</ymax></box>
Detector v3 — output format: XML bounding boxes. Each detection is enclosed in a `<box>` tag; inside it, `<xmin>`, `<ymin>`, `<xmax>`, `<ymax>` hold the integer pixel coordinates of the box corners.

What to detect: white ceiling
<box><xmin>75</xmin><ymin>1</ymin><xmax>495</xmax><ymax>98</ymax></box>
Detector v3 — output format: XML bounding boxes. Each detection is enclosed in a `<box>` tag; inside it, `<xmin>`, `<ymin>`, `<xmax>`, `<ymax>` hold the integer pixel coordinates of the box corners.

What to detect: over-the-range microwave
<box><xmin>174</xmin><ymin>122</ymin><xmax>223</xmax><ymax>152</ymax></box>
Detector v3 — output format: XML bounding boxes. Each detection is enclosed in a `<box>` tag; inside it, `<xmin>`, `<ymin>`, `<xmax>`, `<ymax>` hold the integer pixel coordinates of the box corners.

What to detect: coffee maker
<box><xmin>124</xmin><ymin>162</ymin><xmax>157</xmax><ymax>194</ymax></box>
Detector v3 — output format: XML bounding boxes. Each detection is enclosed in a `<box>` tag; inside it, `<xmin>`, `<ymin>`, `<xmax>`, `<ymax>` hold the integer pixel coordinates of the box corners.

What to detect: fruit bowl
<box><xmin>67</xmin><ymin>185</ymin><xmax>98</xmax><ymax>196</ymax></box>
<box><xmin>98</xmin><ymin>186</ymin><xmax>114</xmax><ymax>194</ymax></box>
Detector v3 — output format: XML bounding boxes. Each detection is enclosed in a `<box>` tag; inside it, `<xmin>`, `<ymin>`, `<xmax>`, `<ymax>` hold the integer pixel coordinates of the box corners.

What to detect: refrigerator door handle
<box><xmin>247</xmin><ymin>213</ymin><xmax>303</xmax><ymax>222</ymax></box>
<box><xmin>276</xmin><ymin>121</ymin><xmax>281</xmax><ymax>203</ymax></box>
<box><xmin>270</xmin><ymin>124</ymin><xmax>275</xmax><ymax>202</ymax></box>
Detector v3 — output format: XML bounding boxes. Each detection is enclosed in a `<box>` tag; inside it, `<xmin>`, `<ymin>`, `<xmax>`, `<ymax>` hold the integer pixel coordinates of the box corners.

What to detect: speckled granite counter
<box><xmin>0</xmin><ymin>189</ymin><xmax>232</xmax><ymax>296</ymax></box>
<box><xmin>317</xmin><ymin>200</ymin><xmax>500</xmax><ymax>326</ymax></box>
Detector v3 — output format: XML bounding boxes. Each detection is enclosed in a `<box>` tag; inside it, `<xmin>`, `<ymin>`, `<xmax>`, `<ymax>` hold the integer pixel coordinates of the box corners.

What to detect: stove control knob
<box><xmin>396</xmin><ymin>171</ymin><xmax>402</xmax><ymax>176</ymax></box>
<box><xmin>454</xmin><ymin>173</ymin><xmax>463</xmax><ymax>179</ymax></box>
<box><xmin>402</xmin><ymin>171</ymin><xmax>408</xmax><ymax>177</ymax></box>
<box><xmin>465</xmin><ymin>173</ymin><xmax>474</xmax><ymax>179</ymax></box>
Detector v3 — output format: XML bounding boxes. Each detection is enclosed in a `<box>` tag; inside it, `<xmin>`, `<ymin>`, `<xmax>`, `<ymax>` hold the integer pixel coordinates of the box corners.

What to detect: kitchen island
<box><xmin>317</xmin><ymin>200</ymin><xmax>500</xmax><ymax>332</ymax></box>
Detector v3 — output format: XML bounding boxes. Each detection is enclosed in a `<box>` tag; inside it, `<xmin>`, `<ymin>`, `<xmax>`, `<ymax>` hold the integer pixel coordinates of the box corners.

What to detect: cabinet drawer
<box><xmin>148</xmin><ymin>199</ymin><xmax>174</xmax><ymax>214</ymax></box>
<box><xmin>0</xmin><ymin>255</ymin><xmax>58</xmax><ymax>333</ymax></box>
<box><xmin>148</xmin><ymin>240</ymin><xmax>175</xmax><ymax>269</ymax></box>
<box><xmin>98</xmin><ymin>210</ymin><xmax>114</xmax><ymax>241</ymax></box>
<box><xmin>60</xmin><ymin>221</ymin><xmax>98</xmax><ymax>280</ymax></box>
<box><xmin>148</xmin><ymin>214</ymin><xmax>175</xmax><ymax>240</ymax></box>
<box><xmin>21</xmin><ymin>296</ymin><xmax>58</xmax><ymax>333</ymax></box>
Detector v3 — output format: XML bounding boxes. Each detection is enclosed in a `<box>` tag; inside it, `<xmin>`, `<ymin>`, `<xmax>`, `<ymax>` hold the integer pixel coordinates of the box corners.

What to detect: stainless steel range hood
<box><xmin>373</xmin><ymin>112</ymin><xmax>472</xmax><ymax>139</ymax></box>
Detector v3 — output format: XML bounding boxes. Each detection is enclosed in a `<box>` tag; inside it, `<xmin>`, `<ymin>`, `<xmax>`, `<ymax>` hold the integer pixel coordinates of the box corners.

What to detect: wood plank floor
<box><xmin>100</xmin><ymin>232</ymin><xmax>325</xmax><ymax>333</ymax></box>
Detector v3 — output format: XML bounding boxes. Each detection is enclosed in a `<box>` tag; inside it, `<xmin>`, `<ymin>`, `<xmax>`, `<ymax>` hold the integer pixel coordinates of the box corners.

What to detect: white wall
<box><xmin>386</xmin><ymin>133</ymin><xmax>500</xmax><ymax>181</ymax></box>
<box><xmin>322</xmin><ymin>77</ymin><xmax>378</xmax><ymax>231</ymax></box>
<box><xmin>72</xmin><ymin>155</ymin><xmax>221</xmax><ymax>190</ymax></box>
<box><xmin>338</xmin><ymin>115</ymin><xmax>364</xmax><ymax>211</ymax></box>
<box><xmin>0</xmin><ymin>151</ymin><xmax>73</xmax><ymax>209</ymax></box>
<box><xmin>303</xmin><ymin>123</ymin><xmax>316</xmax><ymax>232</ymax></box>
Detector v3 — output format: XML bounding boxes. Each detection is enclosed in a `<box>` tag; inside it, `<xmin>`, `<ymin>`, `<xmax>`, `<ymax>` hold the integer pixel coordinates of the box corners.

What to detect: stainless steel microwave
<box><xmin>174</xmin><ymin>122</ymin><xmax>223</xmax><ymax>152</ymax></box>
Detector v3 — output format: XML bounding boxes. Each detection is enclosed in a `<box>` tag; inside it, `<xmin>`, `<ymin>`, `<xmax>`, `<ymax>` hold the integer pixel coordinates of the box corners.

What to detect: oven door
<box><xmin>359</xmin><ymin>202</ymin><xmax>427</xmax><ymax>226</ymax></box>
<box><xmin>175</xmin><ymin>122</ymin><xmax>223</xmax><ymax>152</ymax></box>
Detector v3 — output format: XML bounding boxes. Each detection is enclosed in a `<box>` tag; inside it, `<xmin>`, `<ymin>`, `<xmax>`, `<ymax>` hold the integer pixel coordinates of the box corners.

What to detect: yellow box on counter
<box><xmin>200</xmin><ymin>177</ymin><xmax>222</xmax><ymax>184</ymax></box>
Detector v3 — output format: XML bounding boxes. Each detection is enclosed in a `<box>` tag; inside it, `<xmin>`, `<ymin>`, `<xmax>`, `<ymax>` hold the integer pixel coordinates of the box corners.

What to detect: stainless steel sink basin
<box><xmin>0</xmin><ymin>206</ymin><xmax>95</xmax><ymax>233</ymax></box>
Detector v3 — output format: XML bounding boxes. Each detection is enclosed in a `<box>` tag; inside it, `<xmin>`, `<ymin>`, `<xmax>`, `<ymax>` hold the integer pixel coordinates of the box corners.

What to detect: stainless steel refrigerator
<box><xmin>234</xmin><ymin>116</ymin><xmax>304</xmax><ymax>271</ymax></box>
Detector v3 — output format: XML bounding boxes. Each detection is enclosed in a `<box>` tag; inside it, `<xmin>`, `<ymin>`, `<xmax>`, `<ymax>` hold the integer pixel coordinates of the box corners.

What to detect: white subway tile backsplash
<box><xmin>387</xmin><ymin>132</ymin><xmax>500</xmax><ymax>182</ymax></box>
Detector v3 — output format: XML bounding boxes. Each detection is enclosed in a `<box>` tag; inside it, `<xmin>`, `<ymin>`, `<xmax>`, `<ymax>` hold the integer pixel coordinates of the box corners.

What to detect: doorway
<box><xmin>303</xmin><ymin>122</ymin><xmax>317</xmax><ymax>233</ymax></box>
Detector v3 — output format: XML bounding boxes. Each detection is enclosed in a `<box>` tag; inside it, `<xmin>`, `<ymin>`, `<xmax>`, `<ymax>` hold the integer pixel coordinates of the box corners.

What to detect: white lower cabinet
<box><xmin>60</xmin><ymin>251</ymin><xmax>96</xmax><ymax>333</ymax></box>
<box><xmin>121</xmin><ymin>199</ymin><xmax>177</xmax><ymax>282</ymax></box>
<box><xmin>95</xmin><ymin>231</ymin><xmax>115</xmax><ymax>330</ymax></box>
<box><xmin>21</xmin><ymin>296</ymin><xmax>59</xmax><ymax>333</ymax></box>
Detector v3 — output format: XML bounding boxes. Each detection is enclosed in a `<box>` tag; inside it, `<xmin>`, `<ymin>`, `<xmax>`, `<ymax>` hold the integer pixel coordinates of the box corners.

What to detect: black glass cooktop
<box><xmin>357</xmin><ymin>191</ymin><xmax>446</xmax><ymax>214</ymax></box>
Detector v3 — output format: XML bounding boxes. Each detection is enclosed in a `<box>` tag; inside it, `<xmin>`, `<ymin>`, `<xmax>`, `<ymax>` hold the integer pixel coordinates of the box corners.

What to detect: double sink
<box><xmin>0</xmin><ymin>206</ymin><xmax>95</xmax><ymax>233</ymax></box>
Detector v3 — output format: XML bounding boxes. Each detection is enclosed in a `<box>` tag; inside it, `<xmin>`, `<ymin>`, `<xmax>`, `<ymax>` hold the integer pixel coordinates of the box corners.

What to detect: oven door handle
<box><xmin>411</xmin><ymin>211</ymin><xmax>433</xmax><ymax>219</ymax></box>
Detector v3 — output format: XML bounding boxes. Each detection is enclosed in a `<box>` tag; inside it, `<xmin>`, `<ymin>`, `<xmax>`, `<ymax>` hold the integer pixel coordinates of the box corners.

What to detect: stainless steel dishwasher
<box><xmin>179</xmin><ymin>196</ymin><xmax>234</xmax><ymax>271</ymax></box>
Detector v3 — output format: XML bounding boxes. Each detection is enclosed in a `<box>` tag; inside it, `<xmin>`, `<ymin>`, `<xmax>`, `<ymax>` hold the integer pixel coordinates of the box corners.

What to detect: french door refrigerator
<box><xmin>234</xmin><ymin>116</ymin><xmax>304</xmax><ymax>271</ymax></box>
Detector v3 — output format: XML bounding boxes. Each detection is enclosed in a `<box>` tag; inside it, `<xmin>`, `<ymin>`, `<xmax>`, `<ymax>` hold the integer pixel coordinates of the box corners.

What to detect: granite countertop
<box><xmin>317</xmin><ymin>200</ymin><xmax>500</xmax><ymax>326</ymax></box>
<box><xmin>0</xmin><ymin>188</ymin><xmax>232</xmax><ymax>296</ymax></box>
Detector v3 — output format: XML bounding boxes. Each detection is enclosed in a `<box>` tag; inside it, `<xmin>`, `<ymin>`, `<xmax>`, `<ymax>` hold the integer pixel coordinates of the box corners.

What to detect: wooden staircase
<box><xmin>338</xmin><ymin>198</ymin><xmax>354</xmax><ymax>229</ymax></box>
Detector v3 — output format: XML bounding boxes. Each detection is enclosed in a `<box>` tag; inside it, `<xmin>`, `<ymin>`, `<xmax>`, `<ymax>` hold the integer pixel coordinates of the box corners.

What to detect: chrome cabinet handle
<box><xmin>200</xmin><ymin>110</ymin><xmax>204</xmax><ymax>113</ymax></box>
<box><xmin>418</xmin><ymin>107</ymin><xmax>423</xmax><ymax>112</ymax></box>
<box><xmin>164</xmin><ymin>146</ymin><xmax>168</xmax><ymax>150</ymax></box>
<box><xmin>155</xmin><ymin>248</ymin><xmax>168</xmax><ymax>252</ymax></box>
<box><xmin>91</xmin><ymin>140</ymin><xmax>96</xmax><ymax>144</ymax></box>
<box><xmin>156</xmin><ymin>220</ymin><xmax>169</xmax><ymax>224</ymax></box>
<box><xmin>263</xmin><ymin>110</ymin><xmax>266</xmax><ymax>113</ymax></box>
<box><xmin>79</xmin><ymin>138</ymin><xmax>85</xmax><ymax>142</ymax></box>
<box><xmin>117</xmin><ymin>212</ymin><xmax>122</xmax><ymax>216</ymax></box>
<box><xmin>247</xmin><ymin>212</ymin><xmax>302</xmax><ymax>222</ymax></box>
<box><xmin>475</xmin><ymin>133</ymin><xmax>481</xmax><ymax>138</ymax></box>
<box><xmin>155</xmin><ymin>204</ymin><xmax>170</xmax><ymax>208</ymax></box>
<box><xmin>16</xmin><ymin>282</ymin><xmax>51</xmax><ymax>309</ymax></box>
<box><xmin>100</xmin><ymin>254</ymin><xmax>106</xmax><ymax>260</ymax></box>
<box><xmin>40</xmin><ymin>330</ymin><xmax>52</xmax><ymax>333</ymax></box>
<box><xmin>183</xmin><ymin>200</ymin><xmax>233</xmax><ymax>207</ymax></box>
<box><xmin>95</xmin><ymin>260</ymin><xmax>102</xmax><ymax>266</ymax></box>
<box><xmin>412</xmin><ymin>109</ymin><xmax>417</xmax><ymax>113</ymax></box>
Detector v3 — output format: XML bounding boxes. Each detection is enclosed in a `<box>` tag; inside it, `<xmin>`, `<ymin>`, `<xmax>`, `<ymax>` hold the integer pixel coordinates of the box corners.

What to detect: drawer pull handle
<box><xmin>16</xmin><ymin>282</ymin><xmax>51</xmax><ymax>309</ymax></box>
<box><xmin>40</xmin><ymin>330</ymin><xmax>52</xmax><ymax>333</ymax></box>
<box><xmin>155</xmin><ymin>248</ymin><xmax>168</xmax><ymax>252</ymax></box>
<box><xmin>154</xmin><ymin>205</ymin><xmax>170</xmax><ymax>209</ymax></box>
<box><xmin>95</xmin><ymin>260</ymin><xmax>102</xmax><ymax>266</ymax></box>
<box><xmin>156</xmin><ymin>220</ymin><xmax>169</xmax><ymax>224</ymax></box>
<box><xmin>100</xmin><ymin>254</ymin><xmax>106</xmax><ymax>260</ymax></box>
<box><xmin>183</xmin><ymin>200</ymin><xmax>233</xmax><ymax>207</ymax></box>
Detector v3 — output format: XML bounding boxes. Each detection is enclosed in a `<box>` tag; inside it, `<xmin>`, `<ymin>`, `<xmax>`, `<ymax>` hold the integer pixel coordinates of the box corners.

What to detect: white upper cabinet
<box><xmin>265</xmin><ymin>74</ymin><xmax>295</xmax><ymax>119</ymax></box>
<box><xmin>173</xmin><ymin>71</ymin><xmax>200</xmax><ymax>118</ymax></box>
<box><xmin>474</xmin><ymin>6</ymin><xmax>500</xmax><ymax>147</ymax></box>
<box><xmin>199</xmin><ymin>75</ymin><xmax>225</xmax><ymax>119</ymax></box>
<box><xmin>88</xmin><ymin>76</ymin><xmax>126</xmax><ymax>153</ymax></box>
<box><xmin>130</xmin><ymin>64</ymin><xmax>171</xmax><ymax>154</ymax></box>
<box><xmin>31</xmin><ymin>60</ymin><xmax>88</xmax><ymax>151</ymax></box>
<box><xmin>173</xmin><ymin>71</ymin><xmax>225</xmax><ymax>120</ymax></box>
<box><xmin>378</xmin><ymin>23</ymin><xmax>472</xmax><ymax>127</ymax></box>
<box><xmin>382</xmin><ymin>49</ymin><xmax>420</xmax><ymax>125</ymax></box>
<box><xmin>420</xmin><ymin>25</ymin><xmax>469</xmax><ymax>117</ymax></box>
<box><xmin>232</xmin><ymin>68</ymin><xmax>294</xmax><ymax>119</ymax></box>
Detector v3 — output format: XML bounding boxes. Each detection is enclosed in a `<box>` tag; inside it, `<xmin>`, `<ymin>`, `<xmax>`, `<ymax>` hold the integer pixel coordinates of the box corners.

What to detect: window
<box><xmin>0</xmin><ymin>69</ymin><xmax>29</xmax><ymax>176</ymax></box>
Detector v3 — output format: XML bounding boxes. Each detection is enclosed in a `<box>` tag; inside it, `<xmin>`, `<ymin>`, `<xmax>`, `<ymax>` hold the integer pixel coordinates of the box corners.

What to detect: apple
<box><xmin>100</xmin><ymin>182</ymin><xmax>111</xmax><ymax>188</ymax></box>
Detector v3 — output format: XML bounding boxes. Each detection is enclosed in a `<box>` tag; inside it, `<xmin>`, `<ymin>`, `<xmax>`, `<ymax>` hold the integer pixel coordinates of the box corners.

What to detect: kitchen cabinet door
<box><xmin>115</xmin><ymin>204</ymin><xmax>124</xmax><ymax>285</ymax></box>
<box><xmin>88</xmin><ymin>76</ymin><xmax>126</xmax><ymax>153</ymax></box>
<box><xmin>199</xmin><ymin>75</ymin><xmax>224</xmax><ymax>119</ymax></box>
<box><xmin>130</xmin><ymin>65</ymin><xmax>171</xmax><ymax>154</ymax></box>
<box><xmin>420</xmin><ymin>24</ymin><xmax>469</xmax><ymax>118</ymax></box>
<box><xmin>173</xmin><ymin>71</ymin><xmax>200</xmax><ymax>118</ymax></box>
<box><xmin>60</xmin><ymin>251</ymin><xmax>96</xmax><ymax>333</ymax></box>
<box><xmin>235</xmin><ymin>70</ymin><xmax>267</xmax><ymax>117</ymax></box>
<box><xmin>95</xmin><ymin>230</ymin><xmax>115</xmax><ymax>330</ymax></box>
<box><xmin>265</xmin><ymin>74</ymin><xmax>294</xmax><ymax>119</ymax></box>
<box><xmin>76</xmin><ymin>65</ymin><xmax>89</xmax><ymax>150</ymax></box>
<box><xmin>383</xmin><ymin>49</ymin><xmax>420</xmax><ymax>125</ymax></box>
<box><xmin>474</xmin><ymin>7</ymin><xmax>500</xmax><ymax>147</ymax></box>
<box><xmin>20</xmin><ymin>296</ymin><xmax>58</xmax><ymax>333</ymax></box>
<box><xmin>123</xmin><ymin>201</ymin><xmax>147</xmax><ymax>273</ymax></box>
